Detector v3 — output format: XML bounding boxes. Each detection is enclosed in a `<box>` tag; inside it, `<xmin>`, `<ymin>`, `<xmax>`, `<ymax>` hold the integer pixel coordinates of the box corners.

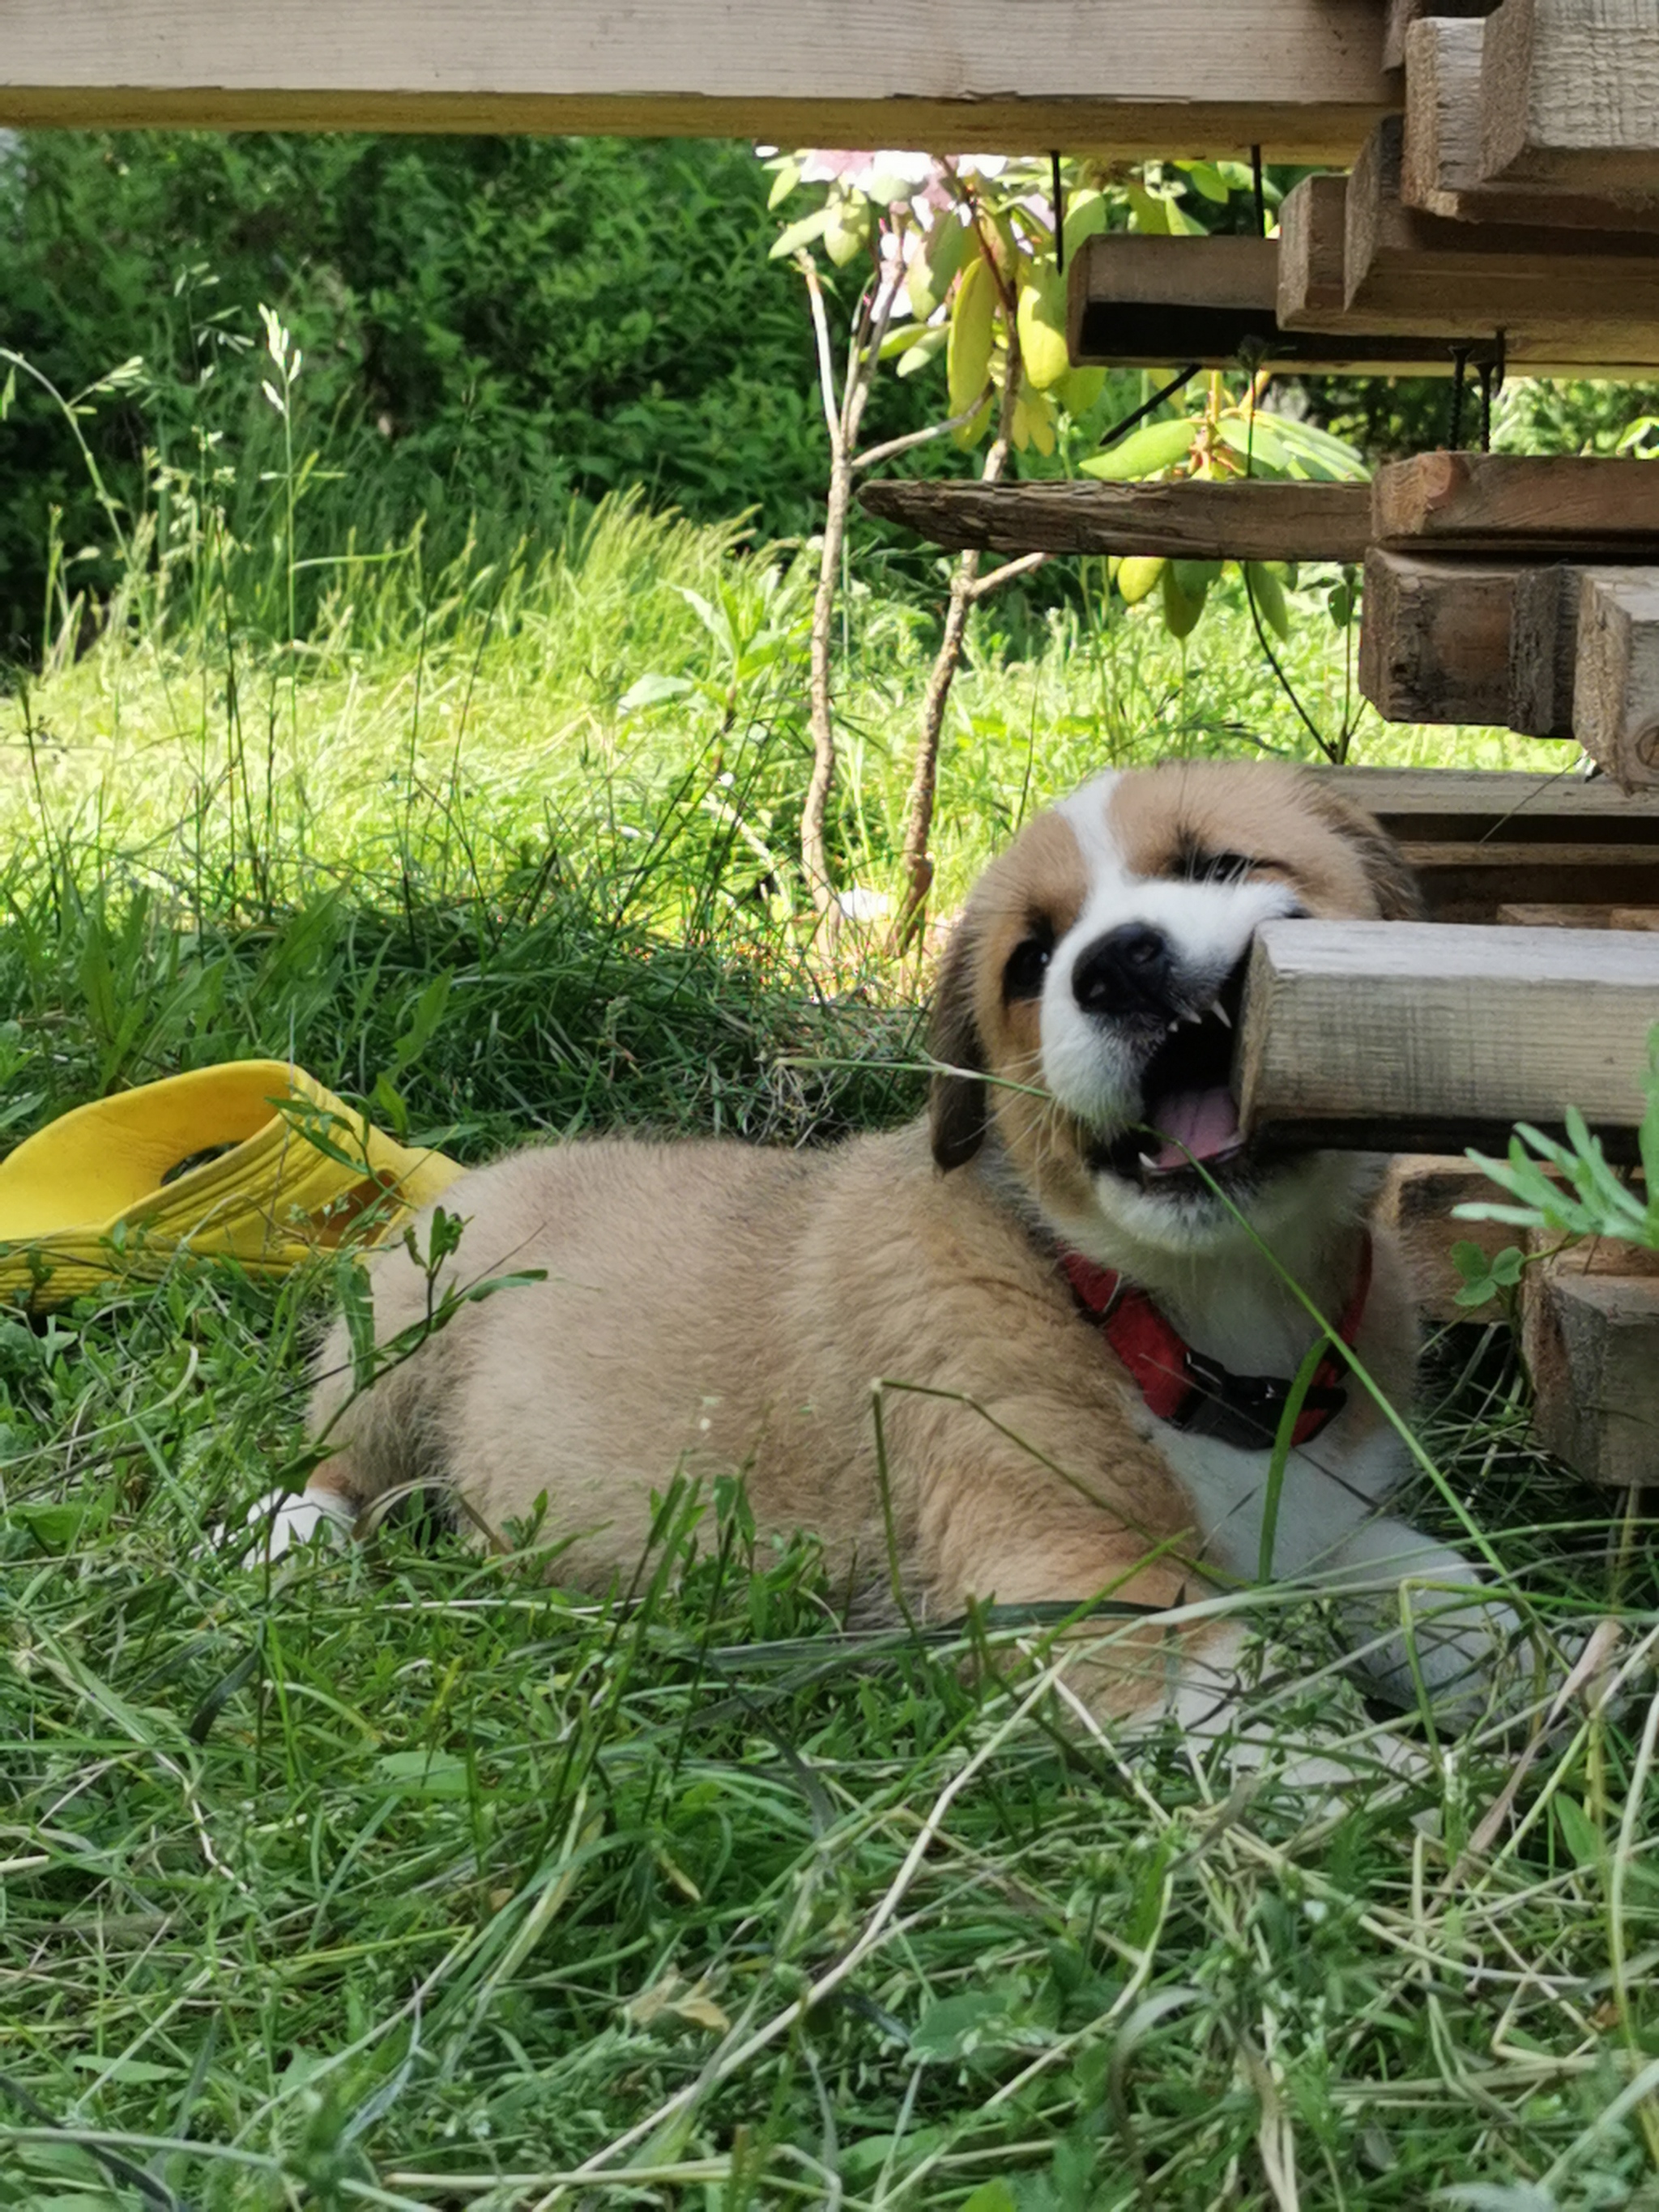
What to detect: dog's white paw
<box><xmin>235</xmin><ymin>1485</ymin><xmax>357</xmax><ymax>1561</ymax></box>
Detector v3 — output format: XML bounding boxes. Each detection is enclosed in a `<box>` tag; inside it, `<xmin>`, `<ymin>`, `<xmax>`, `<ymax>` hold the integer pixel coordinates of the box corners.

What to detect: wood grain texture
<box><xmin>855</xmin><ymin>478</ymin><xmax>1372</xmax><ymax>561</ymax></box>
<box><xmin>1237</xmin><ymin>918</ymin><xmax>1659</xmax><ymax>1150</ymax></box>
<box><xmin>1373</xmin><ymin>454</ymin><xmax>1659</xmax><ymax>554</ymax></box>
<box><xmin>0</xmin><ymin>0</ymin><xmax>1397</xmax><ymax>155</ymax></box>
<box><xmin>1344</xmin><ymin>115</ymin><xmax>1659</xmax><ymax>334</ymax></box>
<box><xmin>1307</xmin><ymin>763</ymin><xmax>1659</xmax><ymax>837</ymax></box>
<box><xmin>1521</xmin><ymin>1242</ymin><xmax>1659</xmax><ymax>1486</ymax></box>
<box><xmin>1507</xmin><ymin>563</ymin><xmax>1583</xmax><ymax>737</ymax></box>
<box><xmin>1376</xmin><ymin>1153</ymin><xmax>1516</xmax><ymax>1323</ymax></box>
<box><xmin>1384</xmin><ymin>0</ymin><xmax>1500</xmax><ymax>73</ymax></box>
<box><xmin>1402</xmin><ymin>15</ymin><xmax>1659</xmax><ymax>226</ymax></box>
<box><xmin>1068</xmin><ymin>230</ymin><xmax>1473</xmax><ymax>373</ymax></box>
<box><xmin>1276</xmin><ymin>172</ymin><xmax>1353</xmax><ymax>322</ymax></box>
<box><xmin>1574</xmin><ymin>571</ymin><xmax>1659</xmax><ymax>786</ymax></box>
<box><xmin>1357</xmin><ymin>548</ymin><xmax>1521</xmax><ymax>723</ymax></box>
<box><xmin>1482</xmin><ymin>0</ymin><xmax>1659</xmax><ymax>191</ymax></box>
<box><xmin>1496</xmin><ymin>901</ymin><xmax>1659</xmax><ymax>923</ymax></box>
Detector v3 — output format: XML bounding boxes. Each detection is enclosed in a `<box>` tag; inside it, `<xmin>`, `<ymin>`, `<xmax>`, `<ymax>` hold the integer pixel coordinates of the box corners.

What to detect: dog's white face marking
<box><xmin>1042</xmin><ymin>774</ymin><xmax>1301</xmax><ymax>1149</ymax></box>
<box><xmin>933</xmin><ymin>760</ymin><xmax>1414</xmax><ymax>1272</ymax></box>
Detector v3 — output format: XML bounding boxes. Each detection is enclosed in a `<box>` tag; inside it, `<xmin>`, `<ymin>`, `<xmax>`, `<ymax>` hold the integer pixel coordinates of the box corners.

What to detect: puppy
<box><xmin>291</xmin><ymin>761</ymin><xmax>1515</xmax><ymax>1721</ymax></box>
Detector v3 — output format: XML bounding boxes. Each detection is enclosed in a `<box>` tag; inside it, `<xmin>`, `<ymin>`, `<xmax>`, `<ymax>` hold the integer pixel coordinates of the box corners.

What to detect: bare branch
<box><xmin>854</xmin><ymin>408</ymin><xmax>980</xmax><ymax>471</ymax></box>
<box><xmin>966</xmin><ymin>550</ymin><xmax>1048</xmax><ymax>601</ymax></box>
<box><xmin>797</xmin><ymin>250</ymin><xmax>843</xmax><ymax>454</ymax></box>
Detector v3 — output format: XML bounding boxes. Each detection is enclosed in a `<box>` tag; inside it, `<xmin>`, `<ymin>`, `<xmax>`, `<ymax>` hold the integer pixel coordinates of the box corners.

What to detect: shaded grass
<box><xmin>2</xmin><ymin>496</ymin><xmax>1657</xmax><ymax>2210</ymax></box>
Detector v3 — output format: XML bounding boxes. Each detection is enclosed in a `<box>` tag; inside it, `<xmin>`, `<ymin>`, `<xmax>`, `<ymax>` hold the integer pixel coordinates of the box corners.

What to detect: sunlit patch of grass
<box><xmin>1</xmin><ymin>492</ymin><xmax>1652</xmax><ymax>2209</ymax></box>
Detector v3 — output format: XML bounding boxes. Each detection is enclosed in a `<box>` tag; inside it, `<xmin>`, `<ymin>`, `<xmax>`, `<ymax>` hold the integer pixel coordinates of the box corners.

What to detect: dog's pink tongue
<box><xmin>1149</xmin><ymin>1086</ymin><xmax>1243</xmax><ymax>1170</ymax></box>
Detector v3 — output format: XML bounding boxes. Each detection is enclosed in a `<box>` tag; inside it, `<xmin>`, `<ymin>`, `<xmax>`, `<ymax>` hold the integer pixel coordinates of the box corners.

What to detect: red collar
<box><xmin>1058</xmin><ymin>1236</ymin><xmax>1372</xmax><ymax>1452</ymax></box>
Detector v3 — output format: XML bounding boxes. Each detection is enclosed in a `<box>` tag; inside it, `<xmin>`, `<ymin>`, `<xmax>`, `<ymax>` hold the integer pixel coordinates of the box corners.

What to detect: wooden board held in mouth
<box><xmin>1236</xmin><ymin>918</ymin><xmax>1659</xmax><ymax>1155</ymax></box>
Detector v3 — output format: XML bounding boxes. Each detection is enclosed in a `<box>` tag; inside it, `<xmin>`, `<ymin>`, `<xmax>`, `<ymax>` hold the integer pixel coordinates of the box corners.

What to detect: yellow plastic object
<box><xmin>0</xmin><ymin>1059</ymin><xmax>467</xmax><ymax>1305</ymax></box>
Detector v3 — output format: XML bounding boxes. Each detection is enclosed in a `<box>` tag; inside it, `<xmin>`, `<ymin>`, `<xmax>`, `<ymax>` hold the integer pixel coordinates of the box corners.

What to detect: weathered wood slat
<box><xmin>1378</xmin><ymin>1153</ymin><xmax>1516</xmax><ymax>1323</ymax></box>
<box><xmin>1575</xmin><ymin>572</ymin><xmax>1659</xmax><ymax>787</ymax></box>
<box><xmin>1357</xmin><ymin>548</ymin><xmax>1523</xmax><ymax>724</ymax></box>
<box><xmin>1237</xmin><ymin>918</ymin><xmax>1659</xmax><ymax>1153</ymax></box>
<box><xmin>0</xmin><ymin>0</ymin><xmax>1399</xmax><ymax>156</ymax></box>
<box><xmin>1482</xmin><ymin>0</ymin><xmax>1659</xmax><ymax>193</ymax></box>
<box><xmin>1276</xmin><ymin>167</ymin><xmax>1659</xmax><ymax>368</ymax></box>
<box><xmin>855</xmin><ymin>478</ymin><xmax>1372</xmax><ymax>563</ymax></box>
<box><xmin>1344</xmin><ymin>116</ymin><xmax>1659</xmax><ymax>337</ymax></box>
<box><xmin>1373</xmin><ymin>454</ymin><xmax>1659</xmax><ymax>556</ymax></box>
<box><xmin>1403</xmin><ymin>16</ymin><xmax>1659</xmax><ymax>228</ymax></box>
<box><xmin>1522</xmin><ymin>1242</ymin><xmax>1659</xmax><ymax>1486</ymax></box>
<box><xmin>1508</xmin><ymin>563</ymin><xmax>1586</xmax><ymax>739</ymax></box>
<box><xmin>1065</xmin><ymin>233</ymin><xmax>1465</xmax><ymax>374</ymax></box>
<box><xmin>1496</xmin><ymin>901</ymin><xmax>1659</xmax><ymax>924</ymax></box>
<box><xmin>1307</xmin><ymin>765</ymin><xmax>1659</xmax><ymax>841</ymax></box>
<box><xmin>1384</xmin><ymin>0</ymin><xmax>1499</xmax><ymax>75</ymax></box>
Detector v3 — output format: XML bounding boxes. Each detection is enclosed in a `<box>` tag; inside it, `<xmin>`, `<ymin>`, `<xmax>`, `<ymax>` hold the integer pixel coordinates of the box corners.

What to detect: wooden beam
<box><xmin>1508</xmin><ymin>562</ymin><xmax>1584</xmax><ymax>738</ymax></box>
<box><xmin>0</xmin><ymin>0</ymin><xmax>1399</xmax><ymax>157</ymax></box>
<box><xmin>1522</xmin><ymin>1242</ymin><xmax>1659</xmax><ymax>1487</ymax></box>
<box><xmin>1496</xmin><ymin>901</ymin><xmax>1659</xmax><ymax>923</ymax></box>
<box><xmin>1357</xmin><ymin>548</ymin><xmax>1521</xmax><ymax>724</ymax></box>
<box><xmin>1402</xmin><ymin>16</ymin><xmax>1659</xmax><ymax>228</ymax></box>
<box><xmin>1402</xmin><ymin>845</ymin><xmax>1659</xmax><ymax>923</ymax></box>
<box><xmin>1237</xmin><ymin>918</ymin><xmax>1659</xmax><ymax>1154</ymax></box>
<box><xmin>855</xmin><ymin>478</ymin><xmax>1372</xmax><ymax>562</ymax></box>
<box><xmin>1377</xmin><ymin>1153</ymin><xmax>1517</xmax><ymax>1324</ymax></box>
<box><xmin>1277</xmin><ymin>163</ymin><xmax>1659</xmax><ymax>368</ymax></box>
<box><xmin>1482</xmin><ymin>0</ymin><xmax>1659</xmax><ymax>193</ymax></box>
<box><xmin>1373</xmin><ymin>454</ymin><xmax>1659</xmax><ymax>558</ymax></box>
<box><xmin>1384</xmin><ymin>0</ymin><xmax>1500</xmax><ymax>75</ymax></box>
<box><xmin>1307</xmin><ymin>764</ymin><xmax>1659</xmax><ymax>842</ymax></box>
<box><xmin>1344</xmin><ymin>115</ymin><xmax>1659</xmax><ymax>340</ymax></box>
<box><xmin>1575</xmin><ymin>572</ymin><xmax>1659</xmax><ymax>787</ymax></box>
<box><xmin>1066</xmin><ymin>233</ymin><xmax>1466</xmax><ymax>374</ymax></box>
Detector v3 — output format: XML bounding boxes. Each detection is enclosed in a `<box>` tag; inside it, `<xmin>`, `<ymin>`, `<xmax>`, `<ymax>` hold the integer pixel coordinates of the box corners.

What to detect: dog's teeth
<box><xmin>1166</xmin><ymin>1020</ymin><xmax>1179</xmax><ymax>1035</ymax></box>
<box><xmin>1211</xmin><ymin>999</ymin><xmax>1234</xmax><ymax>1029</ymax></box>
<box><xmin>1137</xmin><ymin>1151</ymin><xmax>1159</xmax><ymax>1174</ymax></box>
<box><xmin>1179</xmin><ymin>1008</ymin><xmax>1203</xmax><ymax>1026</ymax></box>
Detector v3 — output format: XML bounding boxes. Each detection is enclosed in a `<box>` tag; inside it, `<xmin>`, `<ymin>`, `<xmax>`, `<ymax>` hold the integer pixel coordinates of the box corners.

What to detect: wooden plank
<box><xmin>1307</xmin><ymin>764</ymin><xmax>1659</xmax><ymax>842</ymax></box>
<box><xmin>1402</xmin><ymin>15</ymin><xmax>1659</xmax><ymax>228</ymax></box>
<box><xmin>1384</xmin><ymin>0</ymin><xmax>1500</xmax><ymax>75</ymax></box>
<box><xmin>1378</xmin><ymin>1153</ymin><xmax>1518</xmax><ymax>1323</ymax></box>
<box><xmin>1405</xmin><ymin>847</ymin><xmax>1659</xmax><ymax>923</ymax></box>
<box><xmin>1357</xmin><ymin>548</ymin><xmax>1521</xmax><ymax>724</ymax></box>
<box><xmin>1575</xmin><ymin>572</ymin><xmax>1659</xmax><ymax>787</ymax></box>
<box><xmin>1344</xmin><ymin>115</ymin><xmax>1659</xmax><ymax>337</ymax></box>
<box><xmin>1508</xmin><ymin>562</ymin><xmax>1583</xmax><ymax>738</ymax></box>
<box><xmin>1496</xmin><ymin>900</ymin><xmax>1659</xmax><ymax>924</ymax></box>
<box><xmin>1277</xmin><ymin>164</ymin><xmax>1659</xmax><ymax>368</ymax></box>
<box><xmin>1066</xmin><ymin>232</ymin><xmax>1467</xmax><ymax>374</ymax></box>
<box><xmin>1521</xmin><ymin>1243</ymin><xmax>1659</xmax><ymax>1486</ymax></box>
<box><xmin>1373</xmin><ymin>454</ymin><xmax>1659</xmax><ymax>557</ymax></box>
<box><xmin>855</xmin><ymin>478</ymin><xmax>1372</xmax><ymax>562</ymax></box>
<box><xmin>1236</xmin><ymin>918</ymin><xmax>1659</xmax><ymax>1154</ymax></box>
<box><xmin>1482</xmin><ymin>0</ymin><xmax>1659</xmax><ymax>194</ymax></box>
<box><xmin>0</xmin><ymin>0</ymin><xmax>1399</xmax><ymax>156</ymax></box>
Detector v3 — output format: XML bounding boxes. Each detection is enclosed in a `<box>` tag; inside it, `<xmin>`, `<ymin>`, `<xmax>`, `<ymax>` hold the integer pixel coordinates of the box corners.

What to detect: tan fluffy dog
<box><xmin>284</xmin><ymin>761</ymin><xmax>1512</xmax><ymax>1719</ymax></box>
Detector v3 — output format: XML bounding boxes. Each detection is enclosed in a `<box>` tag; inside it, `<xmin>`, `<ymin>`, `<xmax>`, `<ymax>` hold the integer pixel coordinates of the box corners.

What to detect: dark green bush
<box><xmin>0</xmin><ymin>130</ymin><xmax>939</xmax><ymax>654</ymax></box>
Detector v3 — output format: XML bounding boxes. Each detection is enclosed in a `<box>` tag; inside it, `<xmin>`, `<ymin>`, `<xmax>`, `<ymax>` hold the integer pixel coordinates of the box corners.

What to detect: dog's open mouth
<box><xmin>1091</xmin><ymin>953</ymin><xmax>1252</xmax><ymax>1192</ymax></box>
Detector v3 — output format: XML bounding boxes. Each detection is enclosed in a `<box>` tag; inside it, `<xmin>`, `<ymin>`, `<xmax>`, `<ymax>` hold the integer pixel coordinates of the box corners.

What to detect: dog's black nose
<box><xmin>1072</xmin><ymin>923</ymin><xmax>1173</xmax><ymax>1016</ymax></box>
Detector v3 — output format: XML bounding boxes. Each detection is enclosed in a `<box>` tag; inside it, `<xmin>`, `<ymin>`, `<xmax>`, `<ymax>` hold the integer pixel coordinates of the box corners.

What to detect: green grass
<box><xmin>2</xmin><ymin>495</ymin><xmax>1655</xmax><ymax>2210</ymax></box>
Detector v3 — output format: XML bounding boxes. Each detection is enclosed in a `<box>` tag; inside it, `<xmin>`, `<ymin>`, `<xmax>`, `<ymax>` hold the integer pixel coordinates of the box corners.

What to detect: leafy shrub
<box><xmin>0</xmin><ymin>130</ymin><xmax>941</xmax><ymax>654</ymax></box>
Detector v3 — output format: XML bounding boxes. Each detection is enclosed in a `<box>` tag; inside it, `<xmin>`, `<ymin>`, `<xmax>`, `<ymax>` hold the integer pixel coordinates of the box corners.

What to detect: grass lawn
<box><xmin>1</xmin><ymin>499</ymin><xmax>1653</xmax><ymax>2211</ymax></box>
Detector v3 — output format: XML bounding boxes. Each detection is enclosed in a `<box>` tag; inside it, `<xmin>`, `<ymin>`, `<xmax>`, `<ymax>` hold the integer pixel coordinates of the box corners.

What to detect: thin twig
<box><xmin>854</xmin><ymin>409</ymin><xmax>981</xmax><ymax>471</ymax></box>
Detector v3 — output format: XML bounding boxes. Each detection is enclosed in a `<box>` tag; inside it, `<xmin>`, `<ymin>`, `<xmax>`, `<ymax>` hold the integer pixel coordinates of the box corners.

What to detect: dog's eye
<box><xmin>1185</xmin><ymin>848</ymin><xmax>1276</xmax><ymax>885</ymax></box>
<box><xmin>1002</xmin><ymin>931</ymin><xmax>1053</xmax><ymax>1002</ymax></box>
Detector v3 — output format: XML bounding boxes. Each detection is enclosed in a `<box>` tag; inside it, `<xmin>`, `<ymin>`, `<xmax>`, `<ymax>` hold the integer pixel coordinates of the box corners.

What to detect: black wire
<box><xmin>1448</xmin><ymin>345</ymin><xmax>1470</xmax><ymax>450</ymax></box>
<box><xmin>1051</xmin><ymin>150</ymin><xmax>1065</xmax><ymax>275</ymax></box>
<box><xmin>1097</xmin><ymin>363</ymin><xmax>1202</xmax><ymax>452</ymax></box>
<box><xmin>1252</xmin><ymin>144</ymin><xmax>1267</xmax><ymax>236</ymax></box>
<box><xmin>1479</xmin><ymin>331</ymin><xmax>1507</xmax><ymax>451</ymax></box>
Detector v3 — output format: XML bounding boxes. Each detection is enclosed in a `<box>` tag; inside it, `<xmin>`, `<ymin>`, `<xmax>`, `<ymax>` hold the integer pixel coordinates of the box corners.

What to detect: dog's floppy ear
<box><xmin>1309</xmin><ymin>787</ymin><xmax>1427</xmax><ymax>921</ymax></box>
<box><xmin>928</xmin><ymin>917</ymin><xmax>988</xmax><ymax>1171</ymax></box>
